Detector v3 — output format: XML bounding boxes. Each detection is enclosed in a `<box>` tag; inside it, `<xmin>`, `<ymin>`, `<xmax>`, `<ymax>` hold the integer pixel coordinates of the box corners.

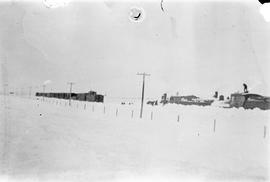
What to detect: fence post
<box><xmin>103</xmin><ymin>106</ymin><xmax>106</xmax><ymax>114</ymax></box>
<box><xmin>177</xmin><ymin>115</ymin><xmax>180</xmax><ymax>122</ymax></box>
<box><xmin>151</xmin><ymin>111</ymin><xmax>153</xmax><ymax>120</ymax></box>
<box><xmin>116</xmin><ymin>108</ymin><xmax>118</xmax><ymax>117</ymax></box>
<box><xmin>213</xmin><ymin>119</ymin><xmax>216</xmax><ymax>132</ymax></box>
<box><xmin>131</xmin><ymin>110</ymin><xmax>134</xmax><ymax>118</ymax></box>
<box><xmin>84</xmin><ymin>103</ymin><xmax>86</xmax><ymax>110</ymax></box>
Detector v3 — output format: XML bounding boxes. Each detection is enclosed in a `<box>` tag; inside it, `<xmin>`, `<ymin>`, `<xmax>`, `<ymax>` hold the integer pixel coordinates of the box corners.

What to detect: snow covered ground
<box><xmin>0</xmin><ymin>95</ymin><xmax>269</xmax><ymax>182</ymax></box>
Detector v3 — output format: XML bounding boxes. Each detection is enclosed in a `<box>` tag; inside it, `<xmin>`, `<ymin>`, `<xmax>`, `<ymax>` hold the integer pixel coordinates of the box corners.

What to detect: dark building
<box><xmin>86</xmin><ymin>91</ymin><xmax>96</xmax><ymax>102</ymax></box>
<box><xmin>77</xmin><ymin>93</ymin><xmax>87</xmax><ymax>101</ymax></box>
<box><xmin>214</xmin><ymin>91</ymin><xmax>218</xmax><ymax>98</ymax></box>
<box><xmin>169</xmin><ymin>95</ymin><xmax>214</xmax><ymax>106</ymax></box>
<box><xmin>95</xmin><ymin>94</ymin><xmax>104</xmax><ymax>102</ymax></box>
<box><xmin>160</xmin><ymin>93</ymin><xmax>168</xmax><ymax>104</ymax></box>
<box><xmin>229</xmin><ymin>93</ymin><xmax>270</xmax><ymax>110</ymax></box>
<box><xmin>219</xmin><ymin>95</ymin><xmax>224</xmax><ymax>101</ymax></box>
<box><xmin>170</xmin><ymin>95</ymin><xmax>198</xmax><ymax>103</ymax></box>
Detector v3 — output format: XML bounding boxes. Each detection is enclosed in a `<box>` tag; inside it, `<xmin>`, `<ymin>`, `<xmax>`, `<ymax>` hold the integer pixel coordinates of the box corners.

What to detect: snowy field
<box><xmin>0</xmin><ymin>96</ymin><xmax>269</xmax><ymax>182</ymax></box>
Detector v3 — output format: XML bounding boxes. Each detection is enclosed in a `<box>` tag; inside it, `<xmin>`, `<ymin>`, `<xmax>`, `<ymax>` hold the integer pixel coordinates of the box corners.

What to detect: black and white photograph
<box><xmin>1</xmin><ymin>0</ymin><xmax>270</xmax><ymax>181</ymax></box>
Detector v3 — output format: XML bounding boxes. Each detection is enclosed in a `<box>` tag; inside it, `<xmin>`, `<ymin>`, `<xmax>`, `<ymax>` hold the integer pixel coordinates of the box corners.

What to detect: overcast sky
<box><xmin>0</xmin><ymin>0</ymin><xmax>269</xmax><ymax>99</ymax></box>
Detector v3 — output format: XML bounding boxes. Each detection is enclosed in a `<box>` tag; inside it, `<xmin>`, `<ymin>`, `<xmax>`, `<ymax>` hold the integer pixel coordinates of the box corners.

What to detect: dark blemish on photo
<box><xmin>160</xmin><ymin>0</ymin><xmax>165</xmax><ymax>12</ymax></box>
<box><xmin>258</xmin><ymin>0</ymin><xmax>270</xmax><ymax>4</ymax></box>
<box><xmin>129</xmin><ymin>7</ymin><xmax>144</xmax><ymax>22</ymax></box>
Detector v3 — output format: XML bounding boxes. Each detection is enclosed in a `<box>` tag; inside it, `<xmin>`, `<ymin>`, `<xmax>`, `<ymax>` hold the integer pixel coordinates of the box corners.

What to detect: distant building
<box><xmin>169</xmin><ymin>95</ymin><xmax>214</xmax><ymax>106</ymax></box>
<box><xmin>160</xmin><ymin>93</ymin><xmax>168</xmax><ymax>104</ymax></box>
<box><xmin>170</xmin><ymin>95</ymin><xmax>198</xmax><ymax>103</ymax></box>
<box><xmin>35</xmin><ymin>90</ymin><xmax>104</xmax><ymax>103</ymax></box>
<box><xmin>219</xmin><ymin>95</ymin><xmax>224</xmax><ymax>101</ymax></box>
<box><xmin>229</xmin><ymin>93</ymin><xmax>270</xmax><ymax>110</ymax></box>
<box><xmin>95</xmin><ymin>94</ymin><xmax>104</xmax><ymax>102</ymax></box>
<box><xmin>214</xmin><ymin>91</ymin><xmax>218</xmax><ymax>98</ymax></box>
<box><xmin>86</xmin><ymin>91</ymin><xmax>96</xmax><ymax>101</ymax></box>
<box><xmin>147</xmin><ymin>100</ymin><xmax>158</xmax><ymax>106</ymax></box>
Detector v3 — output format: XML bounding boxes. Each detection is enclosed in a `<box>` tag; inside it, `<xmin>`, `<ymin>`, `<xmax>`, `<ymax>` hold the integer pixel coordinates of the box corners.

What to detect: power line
<box><xmin>137</xmin><ymin>72</ymin><xmax>150</xmax><ymax>118</ymax></box>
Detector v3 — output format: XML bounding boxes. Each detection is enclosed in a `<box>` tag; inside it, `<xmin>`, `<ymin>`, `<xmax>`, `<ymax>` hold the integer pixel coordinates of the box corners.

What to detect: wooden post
<box><xmin>177</xmin><ymin>115</ymin><xmax>180</xmax><ymax>122</ymax></box>
<box><xmin>213</xmin><ymin>119</ymin><xmax>216</xmax><ymax>132</ymax></box>
<box><xmin>131</xmin><ymin>110</ymin><xmax>134</xmax><ymax>118</ymax></box>
<box><xmin>84</xmin><ymin>103</ymin><xmax>86</xmax><ymax>110</ymax></box>
<box><xmin>151</xmin><ymin>111</ymin><xmax>153</xmax><ymax>120</ymax></box>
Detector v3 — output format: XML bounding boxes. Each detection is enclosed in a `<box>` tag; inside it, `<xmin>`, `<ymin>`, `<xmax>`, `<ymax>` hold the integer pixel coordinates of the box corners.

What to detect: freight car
<box><xmin>35</xmin><ymin>91</ymin><xmax>104</xmax><ymax>103</ymax></box>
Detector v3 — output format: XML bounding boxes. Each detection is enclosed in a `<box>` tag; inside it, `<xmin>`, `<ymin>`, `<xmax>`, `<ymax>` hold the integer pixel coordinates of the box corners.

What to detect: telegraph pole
<box><xmin>137</xmin><ymin>72</ymin><xmax>150</xmax><ymax>118</ymax></box>
<box><xmin>67</xmin><ymin>82</ymin><xmax>75</xmax><ymax>106</ymax></box>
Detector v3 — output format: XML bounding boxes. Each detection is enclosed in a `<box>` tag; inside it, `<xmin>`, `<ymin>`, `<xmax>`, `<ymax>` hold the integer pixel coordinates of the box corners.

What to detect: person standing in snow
<box><xmin>243</xmin><ymin>83</ymin><xmax>248</xmax><ymax>93</ymax></box>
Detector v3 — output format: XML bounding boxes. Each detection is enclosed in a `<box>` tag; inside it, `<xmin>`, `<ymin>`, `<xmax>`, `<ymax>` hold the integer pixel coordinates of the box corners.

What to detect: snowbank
<box><xmin>0</xmin><ymin>96</ymin><xmax>269</xmax><ymax>182</ymax></box>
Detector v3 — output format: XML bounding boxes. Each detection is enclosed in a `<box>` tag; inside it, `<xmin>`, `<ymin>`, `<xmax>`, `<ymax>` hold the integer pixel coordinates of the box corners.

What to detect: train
<box><xmin>35</xmin><ymin>91</ymin><xmax>104</xmax><ymax>103</ymax></box>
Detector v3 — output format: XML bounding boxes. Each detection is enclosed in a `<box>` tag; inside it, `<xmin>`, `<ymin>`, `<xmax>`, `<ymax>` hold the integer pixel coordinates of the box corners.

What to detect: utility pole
<box><xmin>67</xmin><ymin>82</ymin><xmax>75</xmax><ymax>106</ymax></box>
<box><xmin>137</xmin><ymin>72</ymin><xmax>150</xmax><ymax>118</ymax></box>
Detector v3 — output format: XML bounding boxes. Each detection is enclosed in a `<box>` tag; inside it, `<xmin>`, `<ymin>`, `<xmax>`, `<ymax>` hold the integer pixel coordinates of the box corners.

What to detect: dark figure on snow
<box><xmin>243</xmin><ymin>83</ymin><xmax>248</xmax><ymax>93</ymax></box>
